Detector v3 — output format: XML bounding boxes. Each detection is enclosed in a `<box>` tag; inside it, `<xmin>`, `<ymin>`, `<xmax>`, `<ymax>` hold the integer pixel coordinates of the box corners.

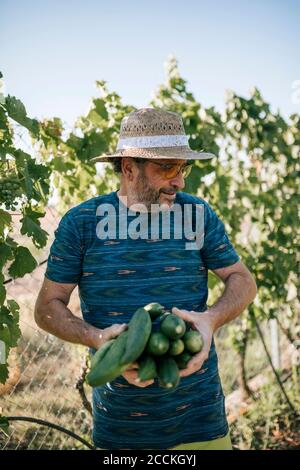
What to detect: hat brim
<box><xmin>91</xmin><ymin>146</ymin><xmax>216</xmax><ymax>162</ymax></box>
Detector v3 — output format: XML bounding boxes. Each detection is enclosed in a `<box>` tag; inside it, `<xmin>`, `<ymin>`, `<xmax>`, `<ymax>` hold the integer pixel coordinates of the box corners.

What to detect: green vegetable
<box><xmin>146</xmin><ymin>331</ymin><xmax>170</xmax><ymax>356</ymax></box>
<box><xmin>144</xmin><ymin>302</ymin><xmax>165</xmax><ymax>320</ymax></box>
<box><xmin>90</xmin><ymin>339</ymin><xmax>115</xmax><ymax>369</ymax></box>
<box><xmin>160</xmin><ymin>313</ymin><xmax>186</xmax><ymax>339</ymax></box>
<box><xmin>157</xmin><ymin>356</ymin><xmax>180</xmax><ymax>388</ymax></box>
<box><xmin>175</xmin><ymin>351</ymin><xmax>193</xmax><ymax>369</ymax></box>
<box><xmin>86</xmin><ymin>331</ymin><xmax>130</xmax><ymax>387</ymax></box>
<box><xmin>168</xmin><ymin>338</ymin><xmax>185</xmax><ymax>356</ymax></box>
<box><xmin>182</xmin><ymin>330</ymin><xmax>204</xmax><ymax>354</ymax></box>
<box><xmin>137</xmin><ymin>355</ymin><xmax>157</xmax><ymax>382</ymax></box>
<box><xmin>120</xmin><ymin>307</ymin><xmax>152</xmax><ymax>365</ymax></box>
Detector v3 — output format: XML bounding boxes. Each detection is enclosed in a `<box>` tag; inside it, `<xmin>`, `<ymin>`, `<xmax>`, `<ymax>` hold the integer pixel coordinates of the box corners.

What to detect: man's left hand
<box><xmin>172</xmin><ymin>307</ymin><xmax>215</xmax><ymax>378</ymax></box>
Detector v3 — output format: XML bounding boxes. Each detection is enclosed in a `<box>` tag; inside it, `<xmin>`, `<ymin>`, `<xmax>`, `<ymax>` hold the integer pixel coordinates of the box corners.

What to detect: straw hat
<box><xmin>91</xmin><ymin>107</ymin><xmax>216</xmax><ymax>162</ymax></box>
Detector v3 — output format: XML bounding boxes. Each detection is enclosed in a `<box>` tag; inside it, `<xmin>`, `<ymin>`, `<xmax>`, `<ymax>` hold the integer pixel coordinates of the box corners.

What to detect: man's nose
<box><xmin>169</xmin><ymin>171</ymin><xmax>185</xmax><ymax>190</ymax></box>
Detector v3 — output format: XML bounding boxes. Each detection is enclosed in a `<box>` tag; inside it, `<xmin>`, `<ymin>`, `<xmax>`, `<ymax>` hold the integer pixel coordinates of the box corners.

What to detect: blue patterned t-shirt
<box><xmin>45</xmin><ymin>190</ymin><xmax>240</xmax><ymax>449</ymax></box>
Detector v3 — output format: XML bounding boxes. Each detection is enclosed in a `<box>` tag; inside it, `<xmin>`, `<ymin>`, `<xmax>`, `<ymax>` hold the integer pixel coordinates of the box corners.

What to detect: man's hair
<box><xmin>110</xmin><ymin>157</ymin><xmax>146</xmax><ymax>174</ymax></box>
<box><xmin>110</xmin><ymin>157</ymin><xmax>123</xmax><ymax>173</ymax></box>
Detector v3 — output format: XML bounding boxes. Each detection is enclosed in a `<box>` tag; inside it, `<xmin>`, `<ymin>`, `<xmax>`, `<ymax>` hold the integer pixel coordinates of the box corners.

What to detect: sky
<box><xmin>1</xmin><ymin>0</ymin><xmax>299</xmax><ymax>127</ymax></box>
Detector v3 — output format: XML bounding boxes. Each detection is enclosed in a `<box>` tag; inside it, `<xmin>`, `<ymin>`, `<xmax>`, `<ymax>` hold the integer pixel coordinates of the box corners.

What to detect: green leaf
<box><xmin>5</xmin><ymin>95</ymin><xmax>39</xmax><ymax>137</ymax></box>
<box><xmin>0</xmin><ymin>416</ymin><xmax>9</xmax><ymax>436</ymax></box>
<box><xmin>0</xmin><ymin>273</ymin><xmax>5</xmax><ymax>306</ymax></box>
<box><xmin>6</xmin><ymin>299</ymin><xmax>20</xmax><ymax>316</ymax></box>
<box><xmin>20</xmin><ymin>215</ymin><xmax>48</xmax><ymax>248</ymax></box>
<box><xmin>94</xmin><ymin>98</ymin><xmax>109</xmax><ymax>120</ymax></box>
<box><xmin>66</xmin><ymin>133</ymin><xmax>84</xmax><ymax>152</ymax></box>
<box><xmin>8</xmin><ymin>246</ymin><xmax>37</xmax><ymax>278</ymax></box>
<box><xmin>0</xmin><ymin>304</ymin><xmax>21</xmax><ymax>348</ymax></box>
<box><xmin>0</xmin><ymin>364</ymin><xmax>9</xmax><ymax>385</ymax></box>
<box><xmin>27</xmin><ymin>158</ymin><xmax>51</xmax><ymax>181</ymax></box>
<box><xmin>0</xmin><ymin>243</ymin><xmax>13</xmax><ymax>269</ymax></box>
<box><xmin>0</xmin><ymin>209</ymin><xmax>12</xmax><ymax>235</ymax></box>
<box><xmin>23</xmin><ymin>162</ymin><xmax>33</xmax><ymax>198</ymax></box>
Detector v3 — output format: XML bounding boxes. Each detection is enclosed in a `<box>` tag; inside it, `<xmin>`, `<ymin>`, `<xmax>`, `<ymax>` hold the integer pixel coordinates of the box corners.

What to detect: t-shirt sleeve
<box><xmin>201</xmin><ymin>202</ymin><xmax>240</xmax><ymax>270</ymax></box>
<box><xmin>45</xmin><ymin>210</ymin><xmax>83</xmax><ymax>284</ymax></box>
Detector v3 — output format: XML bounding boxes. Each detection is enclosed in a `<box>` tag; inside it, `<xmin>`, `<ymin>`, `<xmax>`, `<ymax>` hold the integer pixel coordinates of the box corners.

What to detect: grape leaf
<box><xmin>0</xmin><ymin>304</ymin><xmax>21</xmax><ymax>348</ymax></box>
<box><xmin>5</xmin><ymin>95</ymin><xmax>39</xmax><ymax>137</ymax></box>
<box><xmin>0</xmin><ymin>209</ymin><xmax>12</xmax><ymax>235</ymax></box>
<box><xmin>0</xmin><ymin>363</ymin><xmax>9</xmax><ymax>385</ymax></box>
<box><xmin>27</xmin><ymin>158</ymin><xmax>51</xmax><ymax>181</ymax></box>
<box><xmin>8</xmin><ymin>246</ymin><xmax>37</xmax><ymax>278</ymax></box>
<box><xmin>20</xmin><ymin>215</ymin><xmax>48</xmax><ymax>248</ymax></box>
<box><xmin>0</xmin><ymin>273</ymin><xmax>6</xmax><ymax>306</ymax></box>
<box><xmin>0</xmin><ymin>243</ymin><xmax>13</xmax><ymax>269</ymax></box>
<box><xmin>94</xmin><ymin>98</ymin><xmax>109</xmax><ymax>120</ymax></box>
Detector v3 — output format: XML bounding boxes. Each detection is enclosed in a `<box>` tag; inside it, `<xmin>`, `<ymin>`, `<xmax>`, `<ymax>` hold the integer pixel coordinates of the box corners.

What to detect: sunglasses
<box><xmin>134</xmin><ymin>159</ymin><xmax>193</xmax><ymax>179</ymax></box>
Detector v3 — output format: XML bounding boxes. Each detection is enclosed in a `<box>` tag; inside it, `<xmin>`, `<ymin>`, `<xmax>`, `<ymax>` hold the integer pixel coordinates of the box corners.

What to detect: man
<box><xmin>34</xmin><ymin>108</ymin><xmax>257</xmax><ymax>450</ymax></box>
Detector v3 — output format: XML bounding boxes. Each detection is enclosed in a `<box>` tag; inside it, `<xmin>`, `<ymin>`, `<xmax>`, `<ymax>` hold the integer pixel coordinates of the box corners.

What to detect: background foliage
<box><xmin>0</xmin><ymin>58</ymin><xmax>299</xmax><ymax>448</ymax></box>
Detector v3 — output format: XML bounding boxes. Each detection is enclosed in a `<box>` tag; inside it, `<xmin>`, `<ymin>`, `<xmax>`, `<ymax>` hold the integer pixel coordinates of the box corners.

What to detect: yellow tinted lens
<box><xmin>158</xmin><ymin>162</ymin><xmax>193</xmax><ymax>178</ymax></box>
<box><xmin>164</xmin><ymin>164</ymin><xmax>180</xmax><ymax>178</ymax></box>
<box><xmin>182</xmin><ymin>164</ymin><xmax>192</xmax><ymax>178</ymax></box>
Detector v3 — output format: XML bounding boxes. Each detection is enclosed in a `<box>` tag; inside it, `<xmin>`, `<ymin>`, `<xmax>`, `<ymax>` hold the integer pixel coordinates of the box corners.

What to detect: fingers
<box><xmin>126</xmin><ymin>362</ymin><xmax>139</xmax><ymax>370</ymax></box>
<box><xmin>134</xmin><ymin>379</ymin><xmax>154</xmax><ymax>388</ymax></box>
<box><xmin>107</xmin><ymin>323</ymin><xmax>128</xmax><ymax>339</ymax></box>
<box><xmin>178</xmin><ymin>351</ymin><xmax>209</xmax><ymax>377</ymax></box>
<box><xmin>172</xmin><ymin>307</ymin><xmax>194</xmax><ymax>321</ymax></box>
<box><xmin>122</xmin><ymin>370</ymin><xmax>154</xmax><ymax>387</ymax></box>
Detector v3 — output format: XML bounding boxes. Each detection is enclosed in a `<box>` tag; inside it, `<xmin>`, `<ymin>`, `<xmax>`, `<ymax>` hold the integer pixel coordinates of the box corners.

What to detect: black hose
<box><xmin>6</xmin><ymin>416</ymin><xmax>95</xmax><ymax>450</ymax></box>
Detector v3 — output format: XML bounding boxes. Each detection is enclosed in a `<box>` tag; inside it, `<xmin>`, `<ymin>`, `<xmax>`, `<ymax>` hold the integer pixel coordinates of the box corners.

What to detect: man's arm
<box><xmin>204</xmin><ymin>260</ymin><xmax>257</xmax><ymax>332</ymax></box>
<box><xmin>34</xmin><ymin>278</ymin><xmax>127</xmax><ymax>350</ymax></box>
<box><xmin>172</xmin><ymin>261</ymin><xmax>257</xmax><ymax>377</ymax></box>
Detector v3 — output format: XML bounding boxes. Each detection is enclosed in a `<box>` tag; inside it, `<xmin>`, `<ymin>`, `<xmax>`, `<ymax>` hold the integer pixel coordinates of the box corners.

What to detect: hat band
<box><xmin>117</xmin><ymin>134</ymin><xmax>189</xmax><ymax>150</ymax></box>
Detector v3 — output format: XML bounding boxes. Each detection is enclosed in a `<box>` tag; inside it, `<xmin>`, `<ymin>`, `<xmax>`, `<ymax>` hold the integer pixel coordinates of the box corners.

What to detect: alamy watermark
<box><xmin>95</xmin><ymin>198</ymin><xmax>205</xmax><ymax>250</ymax></box>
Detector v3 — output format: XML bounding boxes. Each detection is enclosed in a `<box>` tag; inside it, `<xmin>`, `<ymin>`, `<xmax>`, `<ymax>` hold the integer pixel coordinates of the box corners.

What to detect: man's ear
<box><xmin>122</xmin><ymin>158</ymin><xmax>136</xmax><ymax>181</ymax></box>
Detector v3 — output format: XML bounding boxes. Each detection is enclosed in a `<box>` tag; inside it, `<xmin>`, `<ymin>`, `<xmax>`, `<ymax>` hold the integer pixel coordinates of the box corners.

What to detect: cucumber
<box><xmin>168</xmin><ymin>339</ymin><xmax>185</xmax><ymax>356</ymax></box>
<box><xmin>91</xmin><ymin>339</ymin><xmax>115</xmax><ymax>369</ymax></box>
<box><xmin>137</xmin><ymin>355</ymin><xmax>157</xmax><ymax>382</ymax></box>
<box><xmin>182</xmin><ymin>330</ymin><xmax>203</xmax><ymax>354</ymax></box>
<box><xmin>146</xmin><ymin>331</ymin><xmax>170</xmax><ymax>356</ymax></box>
<box><xmin>160</xmin><ymin>314</ymin><xmax>186</xmax><ymax>339</ymax></box>
<box><xmin>144</xmin><ymin>302</ymin><xmax>165</xmax><ymax>320</ymax></box>
<box><xmin>175</xmin><ymin>351</ymin><xmax>193</xmax><ymax>369</ymax></box>
<box><xmin>157</xmin><ymin>357</ymin><xmax>180</xmax><ymax>389</ymax></box>
<box><xmin>120</xmin><ymin>307</ymin><xmax>152</xmax><ymax>365</ymax></box>
<box><xmin>86</xmin><ymin>331</ymin><xmax>130</xmax><ymax>387</ymax></box>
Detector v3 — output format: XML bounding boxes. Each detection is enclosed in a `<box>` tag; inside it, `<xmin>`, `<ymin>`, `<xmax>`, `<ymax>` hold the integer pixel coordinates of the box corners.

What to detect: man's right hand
<box><xmin>91</xmin><ymin>324</ymin><xmax>154</xmax><ymax>387</ymax></box>
<box><xmin>122</xmin><ymin>362</ymin><xmax>154</xmax><ymax>388</ymax></box>
<box><xmin>91</xmin><ymin>323</ymin><xmax>128</xmax><ymax>350</ymax></box>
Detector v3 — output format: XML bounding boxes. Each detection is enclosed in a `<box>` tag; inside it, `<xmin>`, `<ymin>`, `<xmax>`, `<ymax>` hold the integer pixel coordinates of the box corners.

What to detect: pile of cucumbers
<box><xmin>86</xmin><ymin>303</ymin><xmax>203</xmax><ymax>389</ymax></box>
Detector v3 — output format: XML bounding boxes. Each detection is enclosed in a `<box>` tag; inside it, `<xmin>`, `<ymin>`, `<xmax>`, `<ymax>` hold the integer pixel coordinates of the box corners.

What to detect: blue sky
<box><xmin>1</xmin><ymin>0</ymin><xmax>299</xmax><ymax>126</ymax></box>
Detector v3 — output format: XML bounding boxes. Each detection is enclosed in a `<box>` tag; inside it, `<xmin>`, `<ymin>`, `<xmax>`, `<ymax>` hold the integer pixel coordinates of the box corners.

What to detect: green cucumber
<box><xmin>86</xmin><ymin>331</ymin><xmax>130</xmax><ymax>387</ymax></box>
<box><xmin>120</xmin><ymin>307</ymin><xmax>152</xmax><ymax>365</ymax></box>
<box><xmin>157</xmin><ymin>357</ymin><xmax>180</xmax><ymax>389</ymax></box>
<box><xmin>144</xmin><ymin>302</ymin><xmax>165</xmax><ymax>320</ymax></box>
<box><xmin>182</xmin><ymin>330</ymin><xmax>204</xmax><ymax>354</ymax></box>
<box><xmin>168</xmin><ymin>339</ymin><xmax>185</xmax><ymax>356</ymax></box>
<box><xmin>137</xmin><ymin>355</ymin><xmax>157</xmax><ymax>382</ymax></box>
<box><xmin>91</xmin><ymin>339</ymin><xmax>115</xmax><ymax>368</ymax></box>
<box><xmin>146</xmin><ymin>331</ymin><xmax>170</xmax><ymax>356</ymax></box>
<box><xmin>160</xmin><ymin>314</ymin><xmax>186</xmax><ymax>339</ymax></box>
<box><xmin>174</xmin><ymin>351</ymin><xmax>193</xmax><ymax>369</ymax></box>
